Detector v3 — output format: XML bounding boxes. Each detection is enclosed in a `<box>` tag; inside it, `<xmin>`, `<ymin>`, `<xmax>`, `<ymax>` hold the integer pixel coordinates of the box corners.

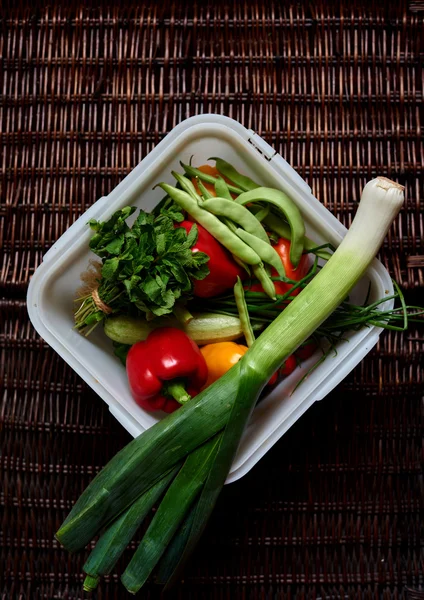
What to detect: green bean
<box><xmin>223</xmin><ymin>217</ymin><xmax>238</xmax><ymax>233</ymax></box>
<box><xmin>252</xmin><ymin>264</ymin><xmax>276</xmax><ymax>300</ymax></box>
<box><xmin>202</xmin><ymin>198</ymin><xmax>270</xmax><ymax>245</ymax></box>
<box><xmin>159</xmin><ymin>181</ymin><xmax>262</xmax><ymax>266</ymax></box>
<box><xmin>235</xmin><ymin>228</ymin><xmax>285</xmax><ymax>278</ymax></box>
<box><xmin>232</xmin><ymin>255</ymin><xmax>251</xmax><ymax>276</ymax></box>
<box><xmin>209</xmin><ymin>157</ymin><xmax>260</xmax><ymax>191</ymax></box>
<box><xmin>180</xmin><ymin>162</ymin><xmax>244</xmax><ymax>195</ymax></box>
<box><xmin>172</xmin><ymin>172</ymin><xmax>202</xmax><ymax>202</ymax></box>
<box><xmin>234</xmin><ymin>277</ymin><xmax>255</xmax><ymax>346</ymax></box>
<box><xmin>236</xmin><ymin>187</ymin><xmax>305</xmax><ymax>266</ymax></box>
<box><xmin>196</xmin><ymin>178</ymin><xmax>213</xmax><ymax>200</ymax></box>
<box><xmin>214</xmin><ymin>176</ymin><xmax>233</xmax><ymax>200</ymax></box>
<box><xmin>250</xmin><ymin>203</ymin><xmax>270</xmax><ymax>222</ymax></box>
<box><xmin>263</xmin><ymin>213</ymin><xmax>333</xmax><ymax>261</ymax></box>
<box><xmin>199</xmin><ymin>187</ymin><xmax>240</xmax><ymax>242</ymax></box>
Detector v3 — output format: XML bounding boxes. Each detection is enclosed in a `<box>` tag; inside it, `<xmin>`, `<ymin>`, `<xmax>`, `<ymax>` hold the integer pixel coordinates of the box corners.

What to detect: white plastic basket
<box><xmin>27</xmin><ymin>114</ymin><xmax>393</xmax><ymax>483</ymax></box>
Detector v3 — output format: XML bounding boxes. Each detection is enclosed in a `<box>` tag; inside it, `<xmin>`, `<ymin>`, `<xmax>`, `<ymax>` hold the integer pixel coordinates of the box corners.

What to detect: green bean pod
<box><xmin>172</xmin><ymin>172</ymin><xmax>202</xmax><ymax>201</ymax></box>
<box><xmin>209</xmin><ymin>157</ymin><xmax>260</xmax><ymax>191</ymax></box>
<box><xmin>263</xmin><ymin>213</ymin><xmax>333</xmax><ymax>261</ymax></box>
<box><xmin>180</xmin><ymin>162</ymin><xmax>244</xmax><ymax>195</ymax></box>
<box><xmin>159</xmin><ymin>181</ymin><xmax>262</xmax><ymax>266</ymax></box>
<box><xmin>236</xmin><ymin>187</ymin><xmax>305</xmax><ymax>266</ymax></box>
<box><xmin>235</xmin><ymin>228</ymin><xmax>285</xmax><ymax>278</ymax></box>
<box><xmin>214</xmin><ymin>176</ymin><xmax>233</xmax><ymax>200</ymax></box>
<box><xmin>252</xmin><ymin>264</ymin><xmax>277</xmax><ymax>300</ymax></box>
<box><xmin>234</xmin><ymin>277</ymin><xmax>255</xmax><ymax>347</ymax></box>
<box><xmin>251</xmin><ymin>204</ymin><xmax>270</xmax><ymax>222</ymax></box>
<box><xmin>232</xmin><ymin>255</ymin><xmax>251</xmax><ymax>275</ymax></box>
<box><xmin>202</xmin><ymin>198</ymin><xmax>271</xmax><ymax>245</ymax></box>
<box><xmin>196</xmin><ymin>178</ymin><xmax>213</xmax><ymax>200</ymax></box>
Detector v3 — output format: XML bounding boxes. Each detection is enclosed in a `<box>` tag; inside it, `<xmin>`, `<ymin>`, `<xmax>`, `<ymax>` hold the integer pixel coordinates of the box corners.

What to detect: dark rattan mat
<box><xmin>1</xmin><ymin>2</ymin><xmax>423</xmax><ymax>599</ymax></box>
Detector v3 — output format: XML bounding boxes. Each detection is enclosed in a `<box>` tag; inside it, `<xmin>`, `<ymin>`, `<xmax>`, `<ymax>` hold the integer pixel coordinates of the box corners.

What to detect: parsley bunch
<box><xmin>74</xmin><ymin>203</ymin><xmax>209</xmax><ymax>335</ymax></box>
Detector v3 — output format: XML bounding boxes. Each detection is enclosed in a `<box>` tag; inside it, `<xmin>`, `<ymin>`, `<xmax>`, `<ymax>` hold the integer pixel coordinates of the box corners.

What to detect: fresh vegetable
<box><xmin>235</xmin><ymin>187</ymin><xmax>306</xmax><ymax>266</ymax></box>
<box><xmin>235</xmin><ymin>228</ymin><xmax>285</xmax><ymax>277</ymax></box>
<box><xmin>57</xmin><ymin>177</ymin><xmax>405</xmax><ymax>568</ymax></box>
<box><xmin>280</xmin><ymin>354</ymin><xmax>297</xmax><ymax>377</ymax></box>
<box><xmin>178</xmin><ymin>220</ymin><xmax>245</xmax><ymax>297</ymax></box>
<box><xmin>246</xmin><ymin>237</ymin><xmax>310</xmax><ymax>297</ymax></box>
<box><xmin>200</xmin><ymin>342</ymin><xmax>248</xmax><ymax>388</ymax></box>
<box><xmin>183</xmin><ymin>162</ymin><xmax>244</xmax><ymax>195</ymax></box>
<box><xmin>126</xmin><ymin>328</ymin><xmax>208</xmax><ymax>413</ymax></box>
<box><xmin>234</xmin><ymin>276</ymin><xmax>255</xmax><ymax>347</ymax></box>
<box><xmin>82</xmin><ymin>466</ymin><xmax>179</xmax><ymax>592</ymax></box>
<box><xmin>208</xmin><ymin>157</ymin><xmax>260</xmax><ymax>192</ymax></box>
<box><xmin>104</xmin><ymin>312</ymin><xmax>247</xmax><ymax>346</ymax></box>
<box><xmin>201</xmin><ymin>198</ymin><xmax>271</xmax><ymax>244</ymax></box>
<box><xmin>161</xmin><ymin>179</ymin><xmax>262</xmax><ymax>266</ymax></box>
<box><xmin>74</xmin><ymin>208</ymin><xmax>209</xmax><ymax>333</ymax></box>
<box><xmin>295</xmin><ymin>342</ymin><xmax>317</xmax><ymax>361</ymax></box>
<box><xmin>191</xmin><ymin>164</ymin><xmax>236</xmax><ymax>198</ymax></box>
<box><xmin>271</xmin><ymin>237</ymin><xmax>310</xmax><ymax>294</ymax></box>
<box><xmin>263</xmin><ymin>213</ymin><xmax>333</xmax><ymax>261</ymax></box>
<box><xmin>121</xmin><ymin>436</ymin><xmax>220</xmax><ymax>593</ymax></box>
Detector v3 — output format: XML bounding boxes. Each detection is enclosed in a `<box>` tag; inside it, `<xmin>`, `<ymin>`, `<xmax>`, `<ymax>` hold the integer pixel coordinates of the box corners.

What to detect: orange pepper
<box><xmin>191</xmin><ymin>165</ymin><xmax>237</xmax><ymax>199</ymax></box>
<box><xmin>200</xmin><ymin>342</ymin><xmax>248</xmax><ymax>389</ymax></box>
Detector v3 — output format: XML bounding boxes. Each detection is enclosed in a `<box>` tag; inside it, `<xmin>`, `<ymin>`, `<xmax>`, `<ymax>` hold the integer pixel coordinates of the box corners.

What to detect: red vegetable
<box><xmin>126</xmin><ymin>328</ymin><xmax>208</xmax><ymax>413</ymax></box>
<box><xmin>280</xmin><ymin>355</ymin><xmax>297</xmax><ymax>377</ymax></box>
<box><xmin>179</xmin><ymin>220</ymin><xmax>245</xmax><ymax>298</ymax></box>
<box><xmin>268</xmin><ymin>354</ymin><xmax>297</xmax><ymax>385</ymax></box>
<box><xmin>246</xmin><ymin>237</ymin><xmax>310</xmax><ymax>296</ymax></box>
<box><xmin>295</xmin><ymin>342</ymin><xmax>317</xmax><ymax>361</ymax></box>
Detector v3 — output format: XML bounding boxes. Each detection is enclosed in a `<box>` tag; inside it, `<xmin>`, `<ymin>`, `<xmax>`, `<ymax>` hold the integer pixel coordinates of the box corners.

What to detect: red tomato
<box><xmin>280</xmin><ymin>355</ymin><xmax>297</xmax><ymax>377</ymax></box>
<box><xmin>246</xmin><ymin>238</ymin><xmax>311</xmax><ymax>297</ymax></box>
<box><xmin>295</xmin><ymin>342</ymin><xmax>317</xmax><ymax>361</ymax></box>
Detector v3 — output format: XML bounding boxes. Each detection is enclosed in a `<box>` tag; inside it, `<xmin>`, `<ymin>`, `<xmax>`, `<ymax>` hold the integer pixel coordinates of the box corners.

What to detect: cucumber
<box><xmin>104</xmin><ymin>312</ymin><xmax>243</xmax><ymax>346</ymax></box>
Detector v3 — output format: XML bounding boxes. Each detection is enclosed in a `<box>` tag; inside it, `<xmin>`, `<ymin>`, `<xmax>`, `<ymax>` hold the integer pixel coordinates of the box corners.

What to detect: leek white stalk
<box><xmin>247</xmin><ymin>177</ymin><xmax>404</xmax><ymax>378</ymax></box>
<box><xmin>56</xmin><ymin>177</ymin><xmax>404</xmax><ymax>554</ymax></box>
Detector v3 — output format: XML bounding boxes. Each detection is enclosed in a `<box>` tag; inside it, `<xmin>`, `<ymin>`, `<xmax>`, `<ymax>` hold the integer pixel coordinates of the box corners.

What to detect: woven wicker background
<box><xmin>1</xmin><ymin>1</ymin><xmax>423</xmax><ymax>599</ymax></box>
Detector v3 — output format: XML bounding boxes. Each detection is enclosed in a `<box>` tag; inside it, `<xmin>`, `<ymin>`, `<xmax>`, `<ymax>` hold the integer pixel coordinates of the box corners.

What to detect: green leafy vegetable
<box><xmin>75</xmin><ymin>207</ymin><xmax>210</xmax><ymax>333</ymax></box>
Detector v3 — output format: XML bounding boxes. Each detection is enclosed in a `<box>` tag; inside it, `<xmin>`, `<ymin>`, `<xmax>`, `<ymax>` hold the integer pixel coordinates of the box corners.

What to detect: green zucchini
<box><xmin>104</xmin><ymin>312</ymin><xmax>244</xmax><ymax>346</ymax></box>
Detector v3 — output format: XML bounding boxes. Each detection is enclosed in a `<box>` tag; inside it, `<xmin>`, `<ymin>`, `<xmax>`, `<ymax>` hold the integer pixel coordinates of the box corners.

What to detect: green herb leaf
<box><xmin>81</xmin><ymin>204</ymin><xmax>210</xmax><ymax>324</ymax></box>
<box><xmin>102</xmin><ymin>257</ymin><xmax>120</xmax><ymax>281</ymax></box>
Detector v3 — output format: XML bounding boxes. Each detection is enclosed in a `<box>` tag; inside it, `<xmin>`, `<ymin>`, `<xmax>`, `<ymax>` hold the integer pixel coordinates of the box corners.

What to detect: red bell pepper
<box><xmin>247</xmin><ymin>237</ymin><xmax>310</xmax><ymax>297</ymax></box>
<box><xmin>126</xmin><ymin>328</ymin><xmax>208</xmax><ymax>413</ymax></box>
<box><xmin>179</xmin><ymin>220</ymin><xmax>245</xmax><ymax>298</ymax></box>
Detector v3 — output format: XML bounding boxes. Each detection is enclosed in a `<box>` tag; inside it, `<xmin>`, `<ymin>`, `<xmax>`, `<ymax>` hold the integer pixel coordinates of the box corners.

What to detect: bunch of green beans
<box><xmin>181</xmin><ymin>160</ymin><xmax>334</xmax><ymax>261</ymax></box>
<box><xmin>160</xmin><ymin>162</ymin><xmax>313</xmax><ymax>299</ymax></box>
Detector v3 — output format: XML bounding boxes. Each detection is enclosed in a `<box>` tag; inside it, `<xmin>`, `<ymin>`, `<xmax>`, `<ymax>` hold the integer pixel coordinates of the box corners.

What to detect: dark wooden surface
<box><xmin>1</xmin><ymin>2</ymin><xmax>423</xmax><ymax>599</ymax></box>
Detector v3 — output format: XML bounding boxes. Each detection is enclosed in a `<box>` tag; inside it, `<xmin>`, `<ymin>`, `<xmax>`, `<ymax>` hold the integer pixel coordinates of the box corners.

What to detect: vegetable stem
<box><xmin>165</xmin><ymin>381</ymin><xmax>191</xmax><ymax>405</ymax></box>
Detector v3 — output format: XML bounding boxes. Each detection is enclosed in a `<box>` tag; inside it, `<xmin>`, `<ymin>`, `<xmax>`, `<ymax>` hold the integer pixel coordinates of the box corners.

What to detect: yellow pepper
<box><xmin>200</xmin><ymin>341</ymin><xmax>248</xmax><ymax>389</ymax></box>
